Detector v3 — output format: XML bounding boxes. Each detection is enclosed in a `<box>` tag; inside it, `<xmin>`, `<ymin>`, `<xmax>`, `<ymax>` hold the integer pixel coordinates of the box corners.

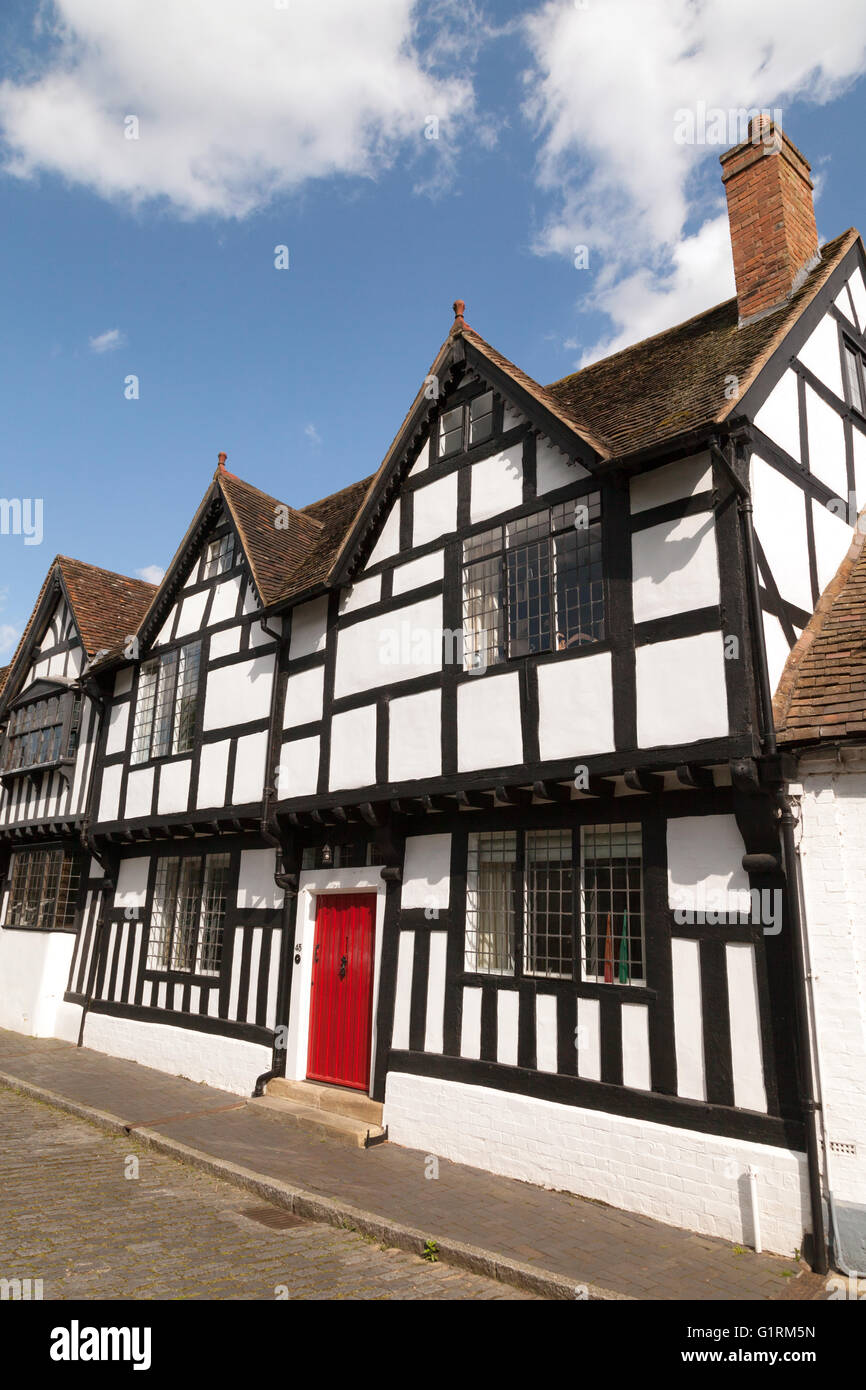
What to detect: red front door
<box><xmin>307</xmin><ymin>893</ymin><xmax>377</xmax><ymax>1091</ymax></box>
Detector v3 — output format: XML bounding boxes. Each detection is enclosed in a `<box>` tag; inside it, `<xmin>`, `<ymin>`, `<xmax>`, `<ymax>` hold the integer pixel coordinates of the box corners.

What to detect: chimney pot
<box><xmin>720</xmin><ymin>119</ymin><xmax>820</xmax><ymax>325</ymax></box>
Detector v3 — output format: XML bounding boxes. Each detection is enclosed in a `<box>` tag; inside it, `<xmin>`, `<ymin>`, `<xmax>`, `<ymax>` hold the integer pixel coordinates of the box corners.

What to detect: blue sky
<box><xmin>1</xmin><ymin>0</ymin><xmax>865</xmax><ymax>658</ymax></box>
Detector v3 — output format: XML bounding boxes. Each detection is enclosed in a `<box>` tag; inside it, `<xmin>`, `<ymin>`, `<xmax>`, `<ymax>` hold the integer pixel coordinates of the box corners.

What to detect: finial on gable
<box><xmin>451</xmin><ymin>299</ymin><xmax>470</xmax><ymax>334</ymax></box>
<box><xmin>217</xmin><ymin>452</ymin><xmax>228</xmax><ymax>471</ymax></box>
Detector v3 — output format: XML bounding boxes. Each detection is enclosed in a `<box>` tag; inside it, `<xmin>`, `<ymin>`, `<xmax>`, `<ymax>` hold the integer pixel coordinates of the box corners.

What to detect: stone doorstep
<box><xmin>264</xmin><ymin>1077</ymin><xmax>384</xmax><ymax>1127</ymax></box>
<box><xmin>254</xmin><ymin>1082</ymin><xmax>385</xmax><ymax>1148</ymax></box>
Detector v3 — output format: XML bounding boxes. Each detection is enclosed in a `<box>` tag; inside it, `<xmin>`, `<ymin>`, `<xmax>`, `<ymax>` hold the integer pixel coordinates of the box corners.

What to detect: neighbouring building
<box><xmin>2</xmin><ymin>118</ymin><xmax>866</xmax><ymax>1264</ymax></box>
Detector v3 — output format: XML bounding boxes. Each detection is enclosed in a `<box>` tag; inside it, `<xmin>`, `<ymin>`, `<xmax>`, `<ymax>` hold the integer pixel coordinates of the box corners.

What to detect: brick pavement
<box><xmin>0</xmin><ymin>1030</ymin><xmax>828</xmax><ymax>1301</ymax></box>
<box><xmin>0</xmin><ymin>1089</ymin><xmax>531</xmax><ymax>1300</ymax></box>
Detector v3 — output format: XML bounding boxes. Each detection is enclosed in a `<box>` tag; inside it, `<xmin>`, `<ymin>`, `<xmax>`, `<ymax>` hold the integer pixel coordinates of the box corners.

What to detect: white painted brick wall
<box><xmin>384</xmin><ymin>1072</ymin><xmax>809</xmax><ymax>1254</ymax></box>
<box><xmin>797</xmin><ymin>770</ymin><xmax>866</xmax><ymax>1204</ymax></box>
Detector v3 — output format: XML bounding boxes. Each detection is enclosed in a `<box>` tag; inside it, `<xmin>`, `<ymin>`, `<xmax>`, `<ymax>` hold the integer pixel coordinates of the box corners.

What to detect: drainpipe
<box><xmin>713</xmin><ymin>435</ymin><xmax>828</xmax><ymax>1273</ymax></box>
<box><xmin>76</xmin><ymin>672</ymin><xmax>114</xmax><ymax>1048</ymax></box>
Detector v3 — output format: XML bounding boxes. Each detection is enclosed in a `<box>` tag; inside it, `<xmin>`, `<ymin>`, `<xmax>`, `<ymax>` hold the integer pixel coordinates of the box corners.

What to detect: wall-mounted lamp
<box><xmin>321</xmin><ymin>844</ymin><xmax>333</xmax><ymax>868</ymax></box>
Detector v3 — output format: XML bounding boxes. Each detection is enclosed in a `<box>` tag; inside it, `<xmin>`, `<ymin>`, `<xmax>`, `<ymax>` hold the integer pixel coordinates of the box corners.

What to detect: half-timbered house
<box><xmin>2</xmin><ymin>117</ymin><xmax>865</xmax><ymax>1262</ymax></box>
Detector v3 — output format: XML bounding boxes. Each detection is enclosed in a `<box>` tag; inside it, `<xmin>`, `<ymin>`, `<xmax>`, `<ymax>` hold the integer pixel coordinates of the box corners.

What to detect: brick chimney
<box><xmin>720</xmin><ymin>116</ymin><xmax>820</xmax><ymax>325</ymax></box>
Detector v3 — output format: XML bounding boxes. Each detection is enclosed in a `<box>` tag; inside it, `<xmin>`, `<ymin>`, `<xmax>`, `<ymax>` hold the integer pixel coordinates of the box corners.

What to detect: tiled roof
<box><xmin>57</xmin><ymin>556</ymin><xmax>157</xmax><ymax>655</ymax></box>
<box><xmin>218</xmin><ymin>470</ymin><xmax>325</xmax><ymax>606</ymax></box>
<box><xmin>544</xmin><ymin>230</ymin><xmax>857</xmax><ymax>458</ymax></box>
<box><xmin>774</xmin><ymin>522</ymin><xmax>866</xmax><ymax>744</ymax></box>
<box><xmin>294</xmin><ymin>474</ymin><xmax>376</xmax><ymax>595</ymax></box>
<box><xmin>0</xmin><ymin>666</ymin><xmax>8</xmax><ymax>696</ymax></box>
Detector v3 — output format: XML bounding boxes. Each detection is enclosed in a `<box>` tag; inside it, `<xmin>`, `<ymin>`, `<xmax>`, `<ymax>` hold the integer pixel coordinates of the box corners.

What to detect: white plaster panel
<box><xmin>497</xmin><ymin>991</ymin><xmax>519</xmax><ymax>1067</ymax></box>
<box><xmin>725</xmin><ymin>943</ymin><xmax>768</xmax><ymax>1113</ymax></box>
<box><xmin>283</xmin><ymin>664</ymin><xmax>325</xmax><ymax>729</ymax></box>
<box><xmin>340</xmin><ymin>574</ymin><xmax>381</xmax><ymax>615</ymax></box>
<box><xmin>576</xmin><ymin>996</ymin><xmax>601</xmax><ymax>1080</ymax></box>
<box><xmin>114</xmin><ymin>856</ymin><xmax>151</xmax><ymax>910</ymax></box>
<box><xmin>412</xmin><ymin>472</ymin><xmax>458</xmax><ymax>548</ymax></box>
<box><xmin>424</xmin><ymin>933</ymin><xmax>448</xmax><ymax>1054</ymax></box>
<box><xmin>105</xmin><ymin>701</ymin><xmax>130</xmax><ymax>756</ymax></box>
<box><xmin>232</xmin><ymin>730</ymin><xmax>268</xmax><ymax>804</ymax></box>
<box><xmin>113</xmin><ymin>668</ymin><xmax>133</xmax><ymax>697</ymax></box>
<box><xmin>753</xmin><ymin>370</ymin><xmax>801</xmax><ymax>464</ymax></box>
<box><xmin>797</xmin><ymin>313</ymin><xmax>844</xmax><ymax>399</ymax></box>
<box><xmin>630</xmin><ymin>453</ymin><xmax>713</xmax><ymax>514</ymax></box>
<box><xmin>763</xmin><ymin>613</ymin><xmax>793</xmax><ymax>699</ymax></box>
<box><xmin>278</xmin><ymin>735</ymin><xmax>320</xmax><ymax>798</ymax></box>
<box><xmin>503</xmin><ymin>403</ymin><xmax>525</xmax><ymax>431</ymax></box>
<box><xmin>209</xmin><ymin>625</ymin><xmax>242</xmax><ymax>660</ymax></box>
<box><xmin>535</xmin><ymin>994</ymin><xmax>558</xmax><ymax>1074</ymax></box>
<box><xmin>329</xmin><ymin>704</ymin><xmax>377</xmax><ymax>790</ymax></box>
<box><xmin>125</xmin><ymin>767</ymin><xmax>154</xmax><ymax>819</ymax></box>
<box><xmin>835</xmin><ymin>286</ymin><xmax>858</xmax><ymax>327</ymax></box>
<box><xmin>388</xmin><ymin>688</ymin><xmax>442</xmax><ymax>783</ymax></box>
<box><xmin>209</xmin><ymin>574</ymin><xmax>242</xmax><ymax>626</ymax></box>
<box><xmin>537</xmin><ymin>652</ymin><xmax>614</xmax><ymax>761</ymax></box>
<box><xmin>97</xmin><ymin>764</ymin><xmax>123</xmax><ymax>822</ymax></box>
<box><xmin>157</xmin><ymin>758</ymin><xmax>191</xmax><ymax>815</ymax></box>
<box><xmin>82</xmin><ymin>1013</ymin><xmax>271</xmax><ymax>1095</ymax></box>
<box><xmin>401</xmin><ymin>833</ymin><xmax>451</xmax><ymax>911</ymax></box>
<box><xmin>203</xmin><ymin>654</ymin><xmax>274</xmax><ymax>731</ymax></box>
<box><xmin>408</xmin><ymin>437</ymin><xmax>430</xmax><ymax>477</ymax></box>
<box><xmin>391</xmin><ymin>549</ymin><xmax>444</xmax><ymax>596</ymax></box>
<box><xmin>333</xmin><ymin>595</ymin><xmax>443</xmax><ymax>699</ymax></box>
<box><xmin>289</xmin><ymin>596</ymin><xmax>329</xmax><ymax>660</ymax></box>
<box><xmin>848</xmin><ymin>268</ymin><xmax>866</xmax><ymax>332</ymax></box>
<box><xmin>667</xmin><ymin>814</ymin><xmax>750</xmax><ymax>913</ymax></box>
<box><xmin>367</xmin><ymin>501</ymin><xmax>401</xmax><ymax>568</ymax></box>
<box><xmin>391</xmin><ymin>932</ymin><xmax>414</xmax><ymax>1051</ymax></box>
<box><xmin>853</xmin><ymin>426</ymin><xmax>866</xmax><ymax>511</ymax></box>
<box><xmin>469</xmin><ymin>444</ymin><xmax>523</xmax><ymax>525</ymax></box>
<box><xmin>672</xmin><ymin>937</ymin><xmax>705</xmax><ymax>1101</ymax></box>
<box><xmin>383</xmin><ymin>1073</ymin><xmax>809</xmax><ymax>1253</ymax></box>
<box><xmin>0</xmin><ymin>929</ymin><xmax>78</xmax><ymax>1037</ymax></box>
<box><xmin>537</xmin><ymin>438</ymin><xmax>588</xmax><ymax>494</ymax></box>
<box><xmin>750</xmin><ymin>455</ymin><xmax>813</xmax><ymax>612</ymax></box>
<box><xmin>249</xmin><ymin>615</ymin><xmax>281</xmax><ymax>649</ymax></box>
<box><xmin>460</xmin><ymin>986</ymin><xmax>482</xmax><ymax>1059</ymax></box>
<box><xmin>237</xmin><ymin>848</ymin><xmax>283</xmax><ymax>911</ymax></box>
<box><xmin>631</xmin><ymin>511</ymin><xmax>719</xmax><ymax>623</ymax></box>
<box><xmin>197</xmin><ymin>739</ymin><xmax>230</xmax><ymax>808</ymax></box>
<box><xmin>175</xmin><ymin>589</ymin><xmax>208</xmax><ymax>638</ymax></box>
<box><xmin>806</xmin><ymin>384</ymin><xmax>848</xmax><ymax>496</ymax></box>
<box><xmin>457</xmin><ymin>671</ymin><xmax>523</xmax><ymax>772</ymax></box>
<box><xmin>812</xmin><ymin>496</ymin><xmax>853</xmax><ymax>596</ymax></box>
<box><xmin>621</xmin><ymin>1002</ymin><xmax>651</xmax><ymax>1091</ymax></box>
<box><xmin>635</xmin><ymin>631</ymin><xmax>729</xmax><ymax>748</ymax></box>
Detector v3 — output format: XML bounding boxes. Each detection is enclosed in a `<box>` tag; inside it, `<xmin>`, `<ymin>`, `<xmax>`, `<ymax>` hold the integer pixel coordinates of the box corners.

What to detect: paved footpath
<box><xmin>0</xmin><ymin>1030</ymin><xmax>827</xmax><ymax>1301</ymax></box>
<box><xmin>0</xmin><ymin>1090</ymin><xmax>531</xmax><ymax>1300</ymax></box>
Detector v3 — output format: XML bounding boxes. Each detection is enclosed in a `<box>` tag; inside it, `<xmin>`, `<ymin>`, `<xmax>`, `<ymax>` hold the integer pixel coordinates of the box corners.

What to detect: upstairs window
<box><xmin>843</xmin><ymin>341</ymin><xmax>866</xmax><ymax>416</ymax></box>
<box><xmin>2</xmin><ymin>691</ymin><xmax>81</xmax><ymax>774</ymax></box>
<box><xmin>3</xmin><ymin>848</ymin><xmax>83</xmax><ymax>930</ymax></box>
<box><xmin>131</xmin><ymin>641</ymin><xmax>201</xmax><ymax>765</ymax></box>
<box><xmin>203</xmin><ymin>533</ymin><xmax>234</xmax><ymax>580</ymax></box>
<box><xmin>146</xmin><ymin>852</ymin><xmax>230</xmax><ymax>975</ymax></box>
<box><xmin>462</xmin><ymin>493</ymin><xmax>603</xmax><ymax>670</ymax></box>
<box><xmin>438</xmin><ymin>390</ymin><xmax>494</xmax><ymax>458</ymax></box>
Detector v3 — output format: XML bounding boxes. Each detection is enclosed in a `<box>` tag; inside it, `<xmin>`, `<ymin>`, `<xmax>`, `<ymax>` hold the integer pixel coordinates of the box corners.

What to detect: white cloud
<box><xmin>523</xmin><ymin>0</ymin><xmax>866</xmax><ymax>362</ymax></box>
<box><xmin>136</xmin><ymin>564</ymin><xmax>164</xmax><ymax>585</ymax></box>
<box><xmin>0</xmin><ymin>623</ymin><xmax>19</xmax><ymax>658</ymax></box>
<box><xmin>89</xmin><ymin>327</ymin><xmax>124</xmax><ymax>353</ymax></box>
<box><xmin>0</xmin><ymin>1</ymin><xmax>474</xmax><ymax>218</ymax></box>
<box><xmin>304</xmin><ymin>423</ymin><xmax>322</xmax><ymax>447</ymax></box>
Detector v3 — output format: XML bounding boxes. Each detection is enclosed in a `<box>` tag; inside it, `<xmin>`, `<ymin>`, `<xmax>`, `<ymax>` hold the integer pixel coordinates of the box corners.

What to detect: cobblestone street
<box><xmin>0</xmin><ymin>1089</ymin><xmax>532</xmax><ymax>1300</ymax></box>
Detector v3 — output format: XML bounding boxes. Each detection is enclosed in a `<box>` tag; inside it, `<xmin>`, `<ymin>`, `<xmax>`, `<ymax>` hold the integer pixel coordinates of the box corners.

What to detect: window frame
<box><xmin>203</xmin><ymin>531</ymin><xmax>235</xmax><ymax>581</ymax></box>
<box><xmin>2</xmin><ymin>846</ymin><xmax>84</xmax><ymax>931</ymax></box>
<box><xmin>437</xmin><ymin>389</ymin><xmax>496</xmax><ymax>460</ymax></box>
<box><xmin>1</xmin><ymin>687</ymin><xmax>82</xmax><ymax>778</ymax></box>
<box><xmin>130</xmin><ymin>639</ymin><xmax>202</xmax><ymax>767</ymax></box>
<box><xmin>461</xmin><ymin>491</ymin><xmax>605</xmax><ymax>671</ymax></box>
<box><xmin>842</xmin><ymin>336</ymin><xmax>866</xmax><ymax>417</ymax></box>
<box><xmin>463</xmin><ymin>822</ymin><xmax>646</xmax><ymax>989</ymax></box>
<box><xmin>145</xmin><ymin>850</ymin><xmax>230</xmax><ymax>977</ymax></box>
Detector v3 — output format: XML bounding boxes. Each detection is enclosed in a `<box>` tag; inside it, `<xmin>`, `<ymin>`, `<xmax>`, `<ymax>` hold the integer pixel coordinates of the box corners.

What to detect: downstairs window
<box><xmin>146</xmin><ymin>852</ymin><xmax>230</xmax><ymax>975</ymax></box>
<box><xmin>3</xmin><ymin>848</ymin><xmax>83</xmax><ymax>930</ymax></box>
